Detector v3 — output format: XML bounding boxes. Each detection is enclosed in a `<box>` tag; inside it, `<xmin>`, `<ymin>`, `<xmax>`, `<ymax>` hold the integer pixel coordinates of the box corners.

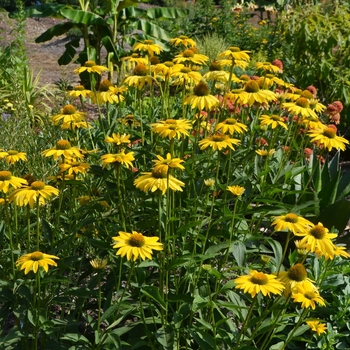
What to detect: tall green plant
<box><xmin>278</xmin><ymin>3</ymin><xmax>350</xmax><ymax>123</ymax></box>
<box><xmin>23</xmin><ymin>0</ymin><xmax>188</xmax><ymax>69</ymax></box>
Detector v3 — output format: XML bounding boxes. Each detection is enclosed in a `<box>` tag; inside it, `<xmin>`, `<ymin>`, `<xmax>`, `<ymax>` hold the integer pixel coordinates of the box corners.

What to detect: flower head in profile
<box><xmin>68</xmin><ymin>85</ymin><xmax>92</xmax><ymax>98</ymax></box>
<box><xmin>16</xmin><ymin>251</ymin><xmax>59</xmax><ymax>274</ymax></box>
<box><xmin>151</xmin><ymin>119</ymin><xmax>192</xmax><ymax>140</ymax></box>
<box><xmin>101</xmin><ymin>150</ymin><xmax>135</xmax><ymax>169</ymax></box>
<box><xmin>58</xmin><ymin>161</ymin><xmax>90</xmax><ymax>176</ymax></box>
<box><xmin>238</xmin><ymin>80</ymin><xmax>277</xmax><ymax>106</ymax></box>
<box><xmin>199</xmin><ymin>134</ymin><xmax>240</xmax><ymax>151</ymax></box>
<box><xmin>234</xmin><ymin>270</ymin><xmax>285</xmax><ymax>298</ymax></box>
<box><xmin>173</xmin><ymin>49</ymin><xmax>209</xmax><ymax>66</ymax></box>
<box><xmin>42</xmin><ymin>140</ymin><xmax>83</xmax><ymax>161</ymax></box>
<box><xmin>0</xmin><ymin>150</ymin><xmax>27</xmax><ymax>164</ymax></box>
<box><xmin>133</xmin><ymin>39</ymin><xmax>163</xmax><ymax>57</ymax></box>
<box><xmin>218</xmin><ymin>46</ymin><xmax>251</xmax><ymax>62</ymax></box>
<box><xmin>105</xmin><ymin>133</ymin><xmax>131</xmax><ymax>146</ymax></box>
<box><xmin>51</xmin><ymin>105</ymin><xmax>86</xmax><ymax>125</ymax></box>
<box><xmin>184</xmin><ymin>82</ymin><xmax>219</xmax><ymax>111</ymax></box>
<box><xmin>9</xmin><ymin>181</ymin><xmax>59</xmax><ymax>208</ymax></box>
<box><xmin>124</xmin><ymin>63</ymin><xmax>154</xmax><ymax>90</ymax></box>
<box><xmin>215</xmin><ymin>118</ymin><xmax>247</xmax><ymax>135</ymax></box>
<box><xmin>134</xmin><ymin>166</ymin><xmax>185</xmax><ymax>195</ymax></box>
<box><xmin>204</xmin><ymin>178</ymin><xmax>215</xmax><ymax>188</ymax></box>
<box><xmin>227</xmin><ymin>185</ymin><xmax>245</xmax><ymax>197</ymax></box>
<box><xmin>152</xmin><ymin>153</ymin><xmax>185</xmax><ymax>172</ymax></box>
<box><xmin>283</xmin><ymin>97</ymin><xmax>318</xmax><ymax>119</ymax></box>
<box><xmin>259</xmin><ymin>114</ymin><xmax>288</xmax><ymax>130</ymax></box>
<box><xmin>90</xmin><ymin>258</ymin><xmax>108</xmax><ymax>270</ymax></box>
<box><xmin>295</xmin><ymin>222</ymin><xmax>337</xmax><ymax>259</ymax></box>
<box><xmin>92</xmin><ymin>81</ymin><xmax>127</xmax><ymax>104</ymax></box>
<box><xmin>74</xmin><ymin>60</ymin><xmax>109</xmax><ymax>75</ymax></box>
<box><xmin>271</xmin><ymin>213</ymin><xmax>314</xmax><ymax>235</ymax></box>
<box><xmin>256</xmin><ymin>62</ymin><xmax>281</xmax><ymax>73</ymax></box>
<box><xmin>308</xmin><ymin>125</ymin><xmax>349</xmax><ymax>152</ymax></box>
<box><xmin>277</xmin><ymin>263</ymin><xmax>316</xmax><ymax>296</ymax></box>
<box><xmin>170</xmin><ymin>35</ymin><xmax>196</xmax><ymax>48</ymax></box>
<box><xmin>255</xmin><ymin>149</ymin><xmax>275</xmax><ymax>157</ymax></box>
<box><xmin>292</xmin><ymin>283</ymin><xmax>325</xmax><ymax>310</ymax></box>
<box><xmin>0</xmin><ymin>171</ymin><xmax>27</xmax><ymax>193</ymax></box>
<box><xmin>306</xmin><ymin>320</ymin><xmax>327</xmax><ymax>335</ymax></box>
<box><xmin>112</xmin><ymin>230</ymin><xmax>163</xmax><ymax>261</ymax></box>
<box><xmin>171</xmin><ymin>67</ymin><xmax>202</xmax><ymax>86</ymax></box>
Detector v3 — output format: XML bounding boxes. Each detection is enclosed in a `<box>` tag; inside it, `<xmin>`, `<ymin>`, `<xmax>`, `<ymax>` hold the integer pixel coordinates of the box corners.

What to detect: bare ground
<box><xmin>0</xmin><ymin>13</ymin><xmax>81</xmax><ymax>87</ymax></box>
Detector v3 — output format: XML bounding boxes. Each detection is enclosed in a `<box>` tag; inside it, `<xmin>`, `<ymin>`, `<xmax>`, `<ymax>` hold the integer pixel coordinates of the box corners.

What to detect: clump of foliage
<box><xmin>1</xmin><ymin>2</ymin><xmax>350</xmax><ymax>350</ymax></box>
<box><xmin>277</xmin><ymin>2</ymin><xmax>350</xmax><ymax>126</ymax></box>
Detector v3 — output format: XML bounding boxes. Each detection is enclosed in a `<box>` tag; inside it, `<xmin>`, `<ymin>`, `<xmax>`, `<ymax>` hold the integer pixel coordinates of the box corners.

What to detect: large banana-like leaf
<box><xmin>145</xmin><ymin>7</ymin><xmax>189</xmax><ymax>19</ymax></box>
<box><xmin>130</xmin><ymin>18</ymin><xmax>172</xmax><ymax>42</ymax></box>
<box><xmin>58</xmin><ymin>37</ymin><xmax>81</xmax><ymax>66</ymax></box>
<box><xmin>117</xmin><ymin>0</ymin><xmax>142</xmax><ymax>13</ymax></box>
<box><xmin>59</xmin><ymin>8</ymin><xmax>107</xmax><ymax>26</ymax></box>
<box><xmin>24</xmin><ymin>4</ymin><xmax>67</xmax><ymax>19</ymax></box>
<box><xmin>35</xmin><ymin>22</ymin><xmax>77</xmax><ymax>43</ymax></box>
<box><xmin>123</xmin><ymin>6</ymin><xmax>188</xmax><ymax>20</ymax></box>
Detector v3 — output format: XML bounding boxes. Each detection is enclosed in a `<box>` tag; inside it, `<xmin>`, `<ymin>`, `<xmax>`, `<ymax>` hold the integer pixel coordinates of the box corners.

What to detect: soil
<box><xmin>0</xmin><ymin>13</ymin><xmax>82</xmax><ymax>87</ymax></box>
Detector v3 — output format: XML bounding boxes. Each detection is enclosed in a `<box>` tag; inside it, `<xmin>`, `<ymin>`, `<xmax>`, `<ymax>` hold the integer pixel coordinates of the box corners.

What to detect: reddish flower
<box><xmin>271</xmin><ymin>59</ymin><xmax>283</xmax><ymax>72</ymax></box>
<box><xmin>304</xmin><ymin>148</ymin><xmax>313</xmax><ymax>160</ymax></box>
<box><xmin>256</xmin><ymin>137</ymin><xmax>268</xmax><ymax>146</ymax></box>
<box><xmin>306</xmin><ymin>85</ymin><xmax>317</xmax><ymax>98</ymax></box>
<box><xmin>329</xmin><ymin>113</ymin><xmax>341</xmax><ymax>125</ymax></box>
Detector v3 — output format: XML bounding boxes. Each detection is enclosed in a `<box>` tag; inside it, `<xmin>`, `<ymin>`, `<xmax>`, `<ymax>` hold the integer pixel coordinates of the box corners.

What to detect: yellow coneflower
<box><xmin>134</xmin><ymin>166</ymin><xmax>185</xmax><ymax>195</ymax></box>
<box><xmin>74</xmin><ymin>60</ymin><xmax>109</xmax><ymax>75</ymax></box>
<box><xmin>0</xmin><ymin>171</ymin><xmax>27</xmax><ymax>193</ymax></box>
<box><xmin>151</xmin><ymin>119</ymin><xmax>192</xmax><ymax>140</ymax></box>
<box><xmin>112</xmin><ymin>230</ymin><xmax>163</xmax><ymax>261</ymax></box>
<box><xmin>16</xmin><ymin>251</ymin><xmax>59</xmax><ymax>274</ymax></box>
<box><xmin>234</xmin><ymin>270</ymin><xmax>285</xmax><ymax>298</ymax></box>
<box><xmin>184</xmin><ymin>82</ymin><xmax>220</xmax><ymax>111</ymax></box>
<box><xmin>9</xmin><ymin>181</ymin><xmax>59</xmax><ymax>207</ymax></box>
<box><xmin>133</xmin><ymin>39</ymin><xmax>163</xmax><ymax>57</ymax></box>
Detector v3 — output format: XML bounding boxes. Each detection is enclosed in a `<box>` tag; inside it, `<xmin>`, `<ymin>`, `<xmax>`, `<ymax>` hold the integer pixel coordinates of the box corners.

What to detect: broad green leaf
<box><xmin>231</xmin><ymin>241</ymin><xmax>246</xmax><ymax>267</ymax></box>
<box><xmin>269</xmin><ymin>341</ymin><xmax>285</xmax><ymax>350</ymax></box>
<box><xmin>141</xmin><ymin>286</ymin><xmax>166</xmax><ymax>310</ymax></box>
<box><xmin>58</xmin><ymin>38</ymin><xmax>80</xmax><ymax>65</ymax></box>
<box><xmin>190</xmin><ymin>329</ymin><xmax>215</xmax><ymax>350</ymax></box>
<box><xmin>24</xmin><ymin>4</ymin><xmax>67</xmax><ymax>18</ymax></box>
<box><xmin>318</xmin><ymin>199</ymin><xmax>350</xmax><ymax>234</ymax></box>
<box><xmin>145</xmin><ymin>7</ymin><xmax>189</xmax><ymax>19</ymax></box>
<box><xmin>60</xmin><ymin>8</ymin><xmax>106</xmax><ymax>26</ymax></box>
<box><xmin>155</xmin><ymin>325</ymin><xmax>175</xmax><ymax>350</ymax></box>
<box><xmin>35</xmin><ymin>22</ymin><xmax>77</xmax><ymax>43</ymax></box>
<box><xmin>60</xmin><ymin>334</ymin><xmax>91</xmax><ymax>344</ymax></box>
<box><xmin>265</xmin><ymin>238</ymin><xmax>282</xmax><ymax>271</ymax></box>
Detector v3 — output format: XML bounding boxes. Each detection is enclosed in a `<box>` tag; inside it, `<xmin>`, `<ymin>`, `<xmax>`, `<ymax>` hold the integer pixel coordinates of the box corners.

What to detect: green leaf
<box><xmin>145</xmin><ymin>7</ymin><xmax>188</xmax><ymax>19</ymax></box>
<box><xmin>25</xmin><ymin>4</ymin><xmax>67</xmax><ymax>18</ymax></box>
<box><xmin>58</xmin><ymin>38</ymin><xmax>80</xmax><ymax>65</ymax></box>
<box><xmin>141</xmin><ymin>286</ymin><xmax>166</xmax><ymax>310</ymax></box>
<box><xmin>317</xmin><ymin>199</ymin><xmax>350</xmax><ymax>234</ymax></box>
<box><xmin>190</xmin><ymin>329</ymin><xmax>215</xmax><ymax>350</ymax></box>
<box><xmin>269</xmin><ymin>341</ymin><xmax>285</xmax><ymax>350</ymax></box>
<box><xmin>60</xmin><ymin>333</ymin><xmax>91</xmax><ymax>344</ymax></box>
<box><xmin>265</xmin><ymin>238</ymin><xmax>282</xmax><ymax>271</ymax></box>
<box><xmin>35</xmin><ymin>22</ymin><xmax>76</xmax><ymax>43</ymax></box>
<box><xmin>231</xmin><ymin>241</ymin><xmax>246</xmax><ymax>267</ymax></box>
<box><xmin>155</xmin><ymin>324</ymin><xmax>175</xmax><ymax>350</ymax></box>
<box><xmin>60</xmin><ymin>8</ymin><xmax>107</xmax><ymax>25</ymax></box>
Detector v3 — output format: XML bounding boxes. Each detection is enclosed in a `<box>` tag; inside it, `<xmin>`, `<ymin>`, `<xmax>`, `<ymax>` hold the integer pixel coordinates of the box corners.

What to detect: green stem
<box><xmin>234</xmin><ymin>296</ymin><xmax>257</xmax><ymax>350</ymax></box>
<box><xmin>36</xmin><ymin>197</ymin><xmax>40</xmax><ymax>250</ymax></box>
<box><xmin>283</xmin><ymin>308</ymin><xmax>309</xmax><ymax>348</ymax></box>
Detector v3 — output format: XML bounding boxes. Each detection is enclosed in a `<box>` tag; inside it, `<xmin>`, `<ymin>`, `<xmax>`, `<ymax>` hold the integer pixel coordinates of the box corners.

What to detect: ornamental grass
<box><xmin>1</xmin><ymin>31</ymin><xmax>350</xmax><ymax>350</ymax></box>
